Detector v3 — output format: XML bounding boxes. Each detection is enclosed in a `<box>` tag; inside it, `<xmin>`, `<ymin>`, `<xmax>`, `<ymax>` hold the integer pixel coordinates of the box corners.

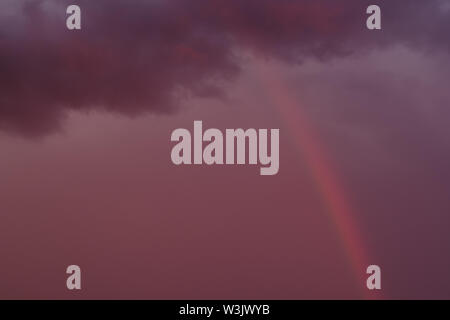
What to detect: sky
<box><xmin>1</xmin><ymin>0</ymin><xmax>450</xmax><ymax>299</ymax></box>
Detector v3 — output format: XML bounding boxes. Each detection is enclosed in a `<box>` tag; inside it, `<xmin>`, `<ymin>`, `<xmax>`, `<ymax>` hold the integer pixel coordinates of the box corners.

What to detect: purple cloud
<box><xmin>0</xmin><ymin>0</ymin><xmax>449</xmax><ymax>136</ymax></box>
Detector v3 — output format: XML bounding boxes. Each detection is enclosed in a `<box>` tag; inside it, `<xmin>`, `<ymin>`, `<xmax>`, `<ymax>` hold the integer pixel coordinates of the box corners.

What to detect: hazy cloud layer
<box><xmin>0</xmin><ymin>0</ymin><xmax>449</xmax><ymax>135</ymax></box>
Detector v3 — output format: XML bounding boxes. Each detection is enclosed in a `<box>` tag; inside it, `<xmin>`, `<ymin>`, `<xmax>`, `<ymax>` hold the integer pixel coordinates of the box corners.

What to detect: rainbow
<box><xmin>256</xmin><ymin>61</ymin><xmax>380</xmax><ymax>299</ymax></box>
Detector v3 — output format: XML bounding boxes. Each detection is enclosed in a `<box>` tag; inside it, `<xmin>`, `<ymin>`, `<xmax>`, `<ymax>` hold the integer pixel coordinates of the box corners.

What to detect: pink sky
<box><xmin>1</xmin><ymin>1</ymin><xmax>450</xmax><ymax>299</ymax></box>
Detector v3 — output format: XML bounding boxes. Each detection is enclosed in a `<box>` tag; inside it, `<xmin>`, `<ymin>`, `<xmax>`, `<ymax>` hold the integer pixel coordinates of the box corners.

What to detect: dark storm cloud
<box><xmin>0</xmin><ymin>0</ymin><xmax>449</xmax><ymax>136</ymax></box>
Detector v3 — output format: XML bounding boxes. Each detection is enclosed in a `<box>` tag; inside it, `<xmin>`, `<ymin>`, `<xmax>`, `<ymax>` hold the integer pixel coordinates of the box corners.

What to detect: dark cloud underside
<box><xmin>0</xmin><ymin>0</ymin><xmax>449</xmax><ymax>136</ymax></box>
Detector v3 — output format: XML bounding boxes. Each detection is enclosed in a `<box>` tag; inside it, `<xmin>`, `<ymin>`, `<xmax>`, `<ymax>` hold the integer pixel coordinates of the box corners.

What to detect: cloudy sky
<box><xmin>1</xmin><ymin>0</ymin><xmax>449</xmax><ymax>299</ymax></box>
